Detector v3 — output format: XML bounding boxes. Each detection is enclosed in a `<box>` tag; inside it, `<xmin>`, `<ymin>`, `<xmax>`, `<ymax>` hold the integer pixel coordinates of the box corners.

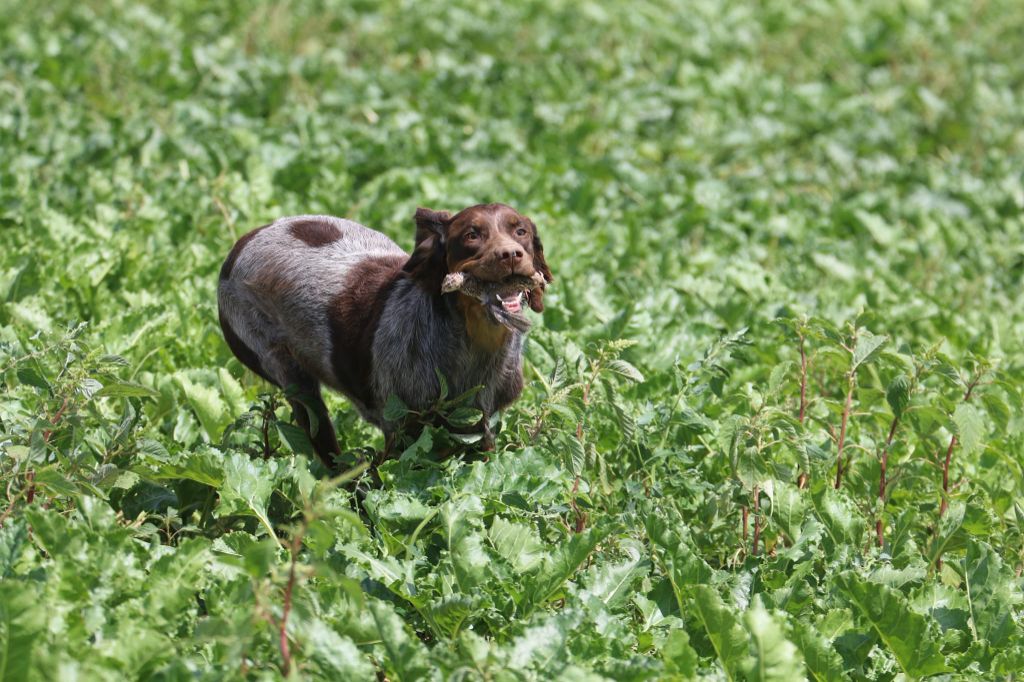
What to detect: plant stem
<box><xmin>834</xmin><ymin>372</ymin><xmax>855</xmax><ymax>489</ymax></box>
<box><xmin>279</xmin><ymin>531</ymin><xmax>302</xmax><ymax>675</ymax></box>
<box><xmin>751</xmin><ymin>485</ymin><xmax>761</xmax><ymax>557</ymax></box>
<box><xmin>798</xmin><ymin>334</ymin><xmax>808</xmax><ymax>425</ymax></box>
<box><xmin>939</xmin><ymin>378</ymin><xmax>979</xmax><ymax>517</ymax></box>
<box><xmin>796</xmin><ymin>333</ymin><xmax>810</xmax><ymax>489</ymax></box>
<box><xmin>569</xmin><ymin>366</ymin><xmax>598</xmax><ymax>533</ymax></box>
<box><xmin>42</xmin><ymin>396</ymin><xmax>70</xmax><ymax>443</ymax></box>
<box><xmin>262</xmin><ymin>395</ymin><xmax>276</xmax><ymax>459</ymax></box>
<box><xmin>938</xmin><ymin>435</ymin><xmax>957</xmax><ymax>518</ymax></box>
<box><xmin>876</xmin><ymin>415</ymin><xmax>900</xmax><ymax>547</ymax></box>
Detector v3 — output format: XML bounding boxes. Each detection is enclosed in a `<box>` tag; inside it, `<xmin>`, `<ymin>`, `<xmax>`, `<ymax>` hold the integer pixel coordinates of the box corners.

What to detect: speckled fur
<box><xmin>217</xmin><ymin>212</ymin><xmax>535</xmax><ymax>465</ymax></box>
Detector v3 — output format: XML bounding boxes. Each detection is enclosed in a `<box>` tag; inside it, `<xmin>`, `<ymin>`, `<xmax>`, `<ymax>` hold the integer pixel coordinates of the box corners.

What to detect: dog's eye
<box><xmin>465</xmin><ymin>230</ymin><xmax>480</xmax><ymax>241</ymax></box>
<box><xmin>515</xmin><ymin>227</ymin><xmax>528</xmax><ymax>237</ymax></box>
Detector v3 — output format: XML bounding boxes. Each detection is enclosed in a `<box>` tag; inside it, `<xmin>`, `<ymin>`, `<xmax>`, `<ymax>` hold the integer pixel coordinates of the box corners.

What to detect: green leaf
<box><xmin>852</xmin><ymin>331</ymin><xmax>887</xmax><ymax>370</ymax></box>
<box><xmin>94</xmin><ymin>381</ymin><xmax>160</xmax><ymax>399</ymax></box>
<box><xmin>440</xmin><ymin>495</ymin><xmax>488</xmax><ymax>590</ymax></box>
<box><xmin>742</xmin><ymin>597</ymin><xmax>805</xmax><ymax>682</ymax></box>
<box><xmin>383</xmin><ymin>394</ymin><xmax>410</xmax><ymax>421</ymax></box>
<box><xmin>426</xmin><ymin>594</ymin><xmax>477</xmax><ymax>639</ymax></box>
<box><xmin>434</xmin><ymin>367</ymin><xmax>449</xmax><ymax>401</ymax></box>
<box><xmin>563</xmin><ymin>434</ymin><xmax>585</xmax><ymax>477</ymax></box>
<box><xmin>645</xmin><ymin>511</ymin><xmax>715</xmax><ymax>609</ymax></box>
<box><xmin>835</xmin><ymin>572</ymin><xmax>947</xmax><ymax>677</ymax></box>
<box><xmin>963</xmin><ymin>540</ymin><xmax>1016</xmax><ymax>647</ymax></box>
<box><xmin>0</xmin><ymin>521</ymin><xmax>28</xmax><ymax>580</ymax></box>
<box><xmin>661</xmin><ymin>629</ymin><xmax>698</xmax><ymax>678</ymax></box>
<box><xmin>927</xmin><ymin>500</ymin><xmax>965</xmax><ymax>567</ymax></box>
<box><xmin>886</xmin><ymin>374</ymin><xmax>911</xmax><ymax>417</ymax></box>
<box><xmin>979</xmin><ymin>391</ymin><xmax>1010</xmax><ymax>434</ymax></box>
<box><xmin>217</xmin><ymin>367</ymin><xmax>247</xmax><ymax>415</ymax></box>
<box><xmin>32</xmin><ymin>466</ymin><xmax>79</xmax><ymax>497</ymax></box>
<box><xmin>520</xmin><ymin>526</ymin><xmax>609</xmax><ymax>614</ymax></box>
<box><xmin>142</xmin><ymin>447</ymin><xmax>225</xmax><ymax>487</ymax></box>
<box><xmin>691</xmin><ymin>585</ymin><xmax>749</xmax><ymax>681</ymax></box>
<box><xmin>369</xmin><ymin>600</ymin><xmax>433</xmax><ymax>681</ymax></box>
<box><xmin>579</xmin><ymin>540</ymin><xmax>646</xmax><ymax>608</ymax></box>
<box><xmin>768</xmin><ymin>360</ymin><xmax>794</xmax><ymax>396</ymax></box>
<box><xmin>446</xmin><ymin>406</ymin><xmax>482</xmax><ymax>428</ymax></box>
<box><xmin>814</xmin><ymin>488</ymin><xmax>865</xmax><ymax>549</ymax></box>
<box><xmin>993</xmin><ymin>646</ymin><xmax>1024</xmax><ymax>676</ymax></box>
<box><xmin>488</xmin><ymin>516</ymin><xmax>545</xmax><ymax>573</ymax></box>
<box><xmin>608</xmin><ymin>359</ymin><xmax>645</xmax><ymax>383</ymax></box>
<box><xmin>15</xmin><ymin>364</ymin><xmax>49</xmax><ymax>390</ymax></box>
<box><xmin>217</xmin><ymin>453</ymin><xmax>276</xmax><ymax>537</ymax></box>
<box><xmin>952</xmin><ymin>403</ymin><xmax>984</xmax><ymax>456</ymax></box>
<box><xmin>854</xmin><ymin>209</ymin><xmax>897</xmax><ymax>246</ymax></box>
<box><xmin>0</xmin><ymin>582</ymin><xmax>46</xmax><ymax>682</ymax></box>
<box><xmin>276</xmin><ymin>420</ymin><xmax>315</xmax><ymax>457</ymax></box>
<box><xmin>790</xmin><ymin>620</ymin><xmax>847</xmax><ymax>682</ymax></box>
<box><xmin>300</xmin><ymin>620</ymin><xmax>376</xmax><ymax>679</ymax></box>
<box><xmin>175</xmin><ymin>373</ymin><xmax>228</xmax><ymax>441</ymax></box>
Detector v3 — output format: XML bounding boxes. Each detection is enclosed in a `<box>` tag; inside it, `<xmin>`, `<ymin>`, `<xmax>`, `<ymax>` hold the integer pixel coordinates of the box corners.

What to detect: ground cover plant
<box><xmin>2</xmin><ymin>0</ymin><xmax>1024</xmax><ymax>679</ymax></box>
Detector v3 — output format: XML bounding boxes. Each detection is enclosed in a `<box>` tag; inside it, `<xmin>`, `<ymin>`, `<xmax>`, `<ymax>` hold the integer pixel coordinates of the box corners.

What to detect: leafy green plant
<box><xmin>2</xmin><ymin>0</ymin><xmax>1024</xmax><ymax>678</ymax></box>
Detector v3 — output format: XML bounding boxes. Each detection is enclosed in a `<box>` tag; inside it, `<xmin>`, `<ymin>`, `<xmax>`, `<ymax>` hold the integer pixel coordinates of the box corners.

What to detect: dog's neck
<box><xmin>373</xmin><ymin>277</ymin><xmax>524</xmax><ymax>413</ymax></box>
<box><xmin>454</xmin><ymin>293</ymin><xmax>512</xmax><ymax>353</ymax></box>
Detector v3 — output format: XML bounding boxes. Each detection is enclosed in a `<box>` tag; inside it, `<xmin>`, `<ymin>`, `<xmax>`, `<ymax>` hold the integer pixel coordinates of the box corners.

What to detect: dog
<box><xmin>217</xmin><ymin>203</ymin><xmax>552</xmax><ymax>467</ymax></box>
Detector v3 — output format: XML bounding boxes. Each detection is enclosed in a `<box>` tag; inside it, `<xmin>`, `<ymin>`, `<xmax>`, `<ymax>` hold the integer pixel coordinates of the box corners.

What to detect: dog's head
<box><xmin>404</xmin><ymin>203</ymin><xmax>553</xmax><ymax>312</ymax></box>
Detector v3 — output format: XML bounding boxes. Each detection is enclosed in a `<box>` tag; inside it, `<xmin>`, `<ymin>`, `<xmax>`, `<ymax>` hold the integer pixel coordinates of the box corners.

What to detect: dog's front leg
<box><xmin>480</xmin><ymin>412</ymin><xmax>495</xmax><ymax>452</ymax></box>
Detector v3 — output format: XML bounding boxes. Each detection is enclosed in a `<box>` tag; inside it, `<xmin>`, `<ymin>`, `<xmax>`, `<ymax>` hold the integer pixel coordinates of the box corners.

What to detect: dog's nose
<box><xmin>499</xmin><ymin>247</ymin><xmax>524</xmax><ymax>261</ymax></box>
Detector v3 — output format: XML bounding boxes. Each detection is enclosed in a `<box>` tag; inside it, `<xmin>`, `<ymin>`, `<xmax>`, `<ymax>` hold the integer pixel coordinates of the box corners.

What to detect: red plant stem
<box><xmin>751</xmin><ymin>485</ymin><xmax>761</xmax><ymax>557</ymax></box>
<box><xmin>939</xmin><ymin>381</ymin><xmax>978</xmax><ymax>518</ymax></box>
<box><xmin>42</xmin><ymin>396</ymin><xmax>70</xmax><ymax>443</ymax></box>
<box><xmin>569</xmin><ymin>378</ymin><xmax>592</xmax><ymax>534</ymax></box>
<box><xmin>262</xmin><ymin>397</ymin><xmax>274</xmax><ymax>459</ymax></box>
<box><xmin>798</xmin><ymin>335</ymin><xmax>808</xmax><ymax>425</ymax></box>
<box><xmin>22</xmin><ymin>396</ymin><xmax>73</xmax><ymax>508</ymax></box>
<box><xmin>796</xmin><ymin>335</ymin><xmax>810</xmax><ymax>490</ymax></box>
<box><xmin>279</xmin><ymin>536</ymin><xmax>299</xmax><ymax>675</ymax></box>
<box><xmin>570</xmin><ymin>475</ymin><xmax>587</xmax><ymax>532</ymax></box>
<box><xmin>876</xmin><ymin>415</ymin><xmax>900</xmax><ymax>547</ymax></box>
<box><xmin>834</xmin><ymin>374</ymin><xmax>855</xmax><ymax>489</ymax></box>
<box><xmin>938</xmin><ymin>435</ymin><xmax>957</xmax><ymax>518</ymax></box>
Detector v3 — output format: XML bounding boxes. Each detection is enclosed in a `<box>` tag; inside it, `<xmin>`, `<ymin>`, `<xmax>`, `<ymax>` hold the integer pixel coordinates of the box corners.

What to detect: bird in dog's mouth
<box><xmin>443</xmin><ymin>271</ymin><xmax>544</xmax><ymax>332</ymax></box>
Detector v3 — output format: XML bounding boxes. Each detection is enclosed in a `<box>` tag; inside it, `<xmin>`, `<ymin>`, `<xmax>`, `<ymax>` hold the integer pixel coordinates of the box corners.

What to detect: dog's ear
<box><xmin>527</xmin><ymin>218</ymin><xmax>553</xmax><ymax>312</ymax></box>
<box><xmin>404</xmin><ymin>207</ymin><xmax>451</xmax><ymax>284</ymax></box>
<box><xmin>413</xmin><ymin>207</ymin><xmax>451</xmax><ymax>245</ymax></box>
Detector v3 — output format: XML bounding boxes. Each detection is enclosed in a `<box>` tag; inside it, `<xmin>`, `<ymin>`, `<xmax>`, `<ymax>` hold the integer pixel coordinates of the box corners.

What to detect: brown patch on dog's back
<box><xmin>220</xmin><ymin>225</ymin><xmax>268</xmax><ymax>280</ymax></box>
<box><xmin>329</xmin><ymin>254</ymin><xmax>406</xmax><ymax>408</ymax></box>
<box><xmin>455</xmin><ymin>294</ymin><xmax>510</xmax><ymax>353</ymax></box>
<box><xmin>290</xmin><ymin>219</ymin><xmax>342</xmax><ymax>247</ymax></box>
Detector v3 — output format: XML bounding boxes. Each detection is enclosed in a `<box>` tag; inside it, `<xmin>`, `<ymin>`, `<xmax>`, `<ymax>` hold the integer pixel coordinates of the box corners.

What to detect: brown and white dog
<box><xmin>217</xmin><ymin>203</ymin><xmax>552</xmax><ymax>467</ymax></box>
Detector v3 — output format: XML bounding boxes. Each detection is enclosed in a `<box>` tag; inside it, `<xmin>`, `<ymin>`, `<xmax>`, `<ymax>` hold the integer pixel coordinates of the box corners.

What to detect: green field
<box><xmin>3</xmin><ymin>0</ymin><xmax>1024</xmax><ymax>679</ymax></box>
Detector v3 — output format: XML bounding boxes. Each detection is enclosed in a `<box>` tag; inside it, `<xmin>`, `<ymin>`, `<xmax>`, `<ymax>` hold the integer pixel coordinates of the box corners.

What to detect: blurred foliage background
<box><xmin>2</xmin><ymin>0</ymin><xmax>1024</xmax><ymax>679</ymax></box>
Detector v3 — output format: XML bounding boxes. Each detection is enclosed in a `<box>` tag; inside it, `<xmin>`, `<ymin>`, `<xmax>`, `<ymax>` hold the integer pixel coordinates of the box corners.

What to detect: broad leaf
<box><xmin>691</xmin><ymin>584</ymin><xmax>749</xmax><ymax>681</ymax></box>
<box><xmin>835</xmin><ymin>573</ymin><xmax>947</xmax><ymax>677</ymax></box>
<box><xmin>742</xmin><ymin>597</ymin><xmax>805</xmax><ymax>682</ymax></box>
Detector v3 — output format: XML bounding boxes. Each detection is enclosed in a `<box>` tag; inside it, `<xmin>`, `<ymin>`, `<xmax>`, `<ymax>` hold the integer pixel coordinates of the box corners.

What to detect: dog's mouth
<box><xmin>443</xmin><ymin>270</ymin><xmax>540</xmax><ymax>333</ymax></box>
<box><xmin>495</xmin><ymin>290</ymin><xmax>525</xmax><ymax>314</ymax></box>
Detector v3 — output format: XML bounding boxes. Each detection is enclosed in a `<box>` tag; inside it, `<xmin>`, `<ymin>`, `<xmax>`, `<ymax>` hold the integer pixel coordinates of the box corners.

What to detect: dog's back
<box><xmin>218</xmin><ymin>216</ymin><xmax>405</xmax><ymax>419</ymax></box>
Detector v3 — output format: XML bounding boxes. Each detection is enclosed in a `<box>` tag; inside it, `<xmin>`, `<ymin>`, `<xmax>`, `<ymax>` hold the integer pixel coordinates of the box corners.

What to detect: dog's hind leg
<box><xmin>288</xmin><ymin>386</ymin><xmax>341</xmax><ymax>469</ymax></box>
<box><xmin>263</xmin><ymin>346</ymin><xmax>341</xmax><ymax>468</ymax></box>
